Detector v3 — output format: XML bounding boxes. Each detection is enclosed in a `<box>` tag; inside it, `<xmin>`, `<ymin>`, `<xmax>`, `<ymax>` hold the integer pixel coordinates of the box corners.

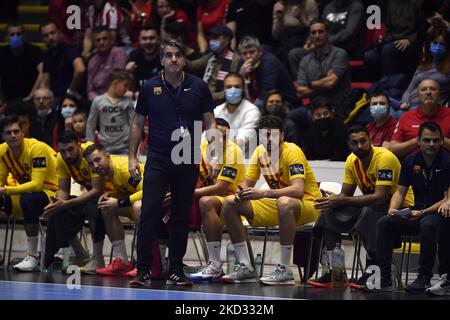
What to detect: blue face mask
<box><xmin>9</xmin><ymin>35</ymin><xmax>24</xmax><ymax>49</ymax></box>
<box><xmin>209</xmin><ymin>39</ymin><xmax>222</xmax><ymax>53</ymax></box>
<box><xmin>225</xmin><ymin>87</ymin><xmax>242</xmax><ymax>105</ymax></box>
<box><xmin>430</xmin><ymin>42</ymin><xmax>446</xmax><ymax>58</ymax></box>
<box><xmin>370</xmin><ymin>104</ymin><xmax>388</xmax><ymax>121</ymax></box>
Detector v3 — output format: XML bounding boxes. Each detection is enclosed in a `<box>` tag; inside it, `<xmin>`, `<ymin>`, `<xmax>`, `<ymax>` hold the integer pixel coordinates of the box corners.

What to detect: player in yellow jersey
<box><xmin>0</xmin><ymin>115</ymin><xmax>58</xmax><ymax>272</ymax></box>
<box><xmin>83</xmin><ymin>143</ymin><xmax>143</xmax><ymax>276</ymax></box>
<box><xmin>309</xmin><ymin>124</ymin><xmax>415</xmax><ymax>289</ymax></box>
<box><xmin>42</xmin><ymin>132</ymin><xmax>107</xmax><ymax>273</ymax></box>
<box><xmin>185</xmin><ymin>118</ymin><xmax>246</xmax><ymax>282</ymax></box>
<box><xmin>220</xmin><ymin>116</ymin><xmax>321</xmax><ymax>285</ymax></box>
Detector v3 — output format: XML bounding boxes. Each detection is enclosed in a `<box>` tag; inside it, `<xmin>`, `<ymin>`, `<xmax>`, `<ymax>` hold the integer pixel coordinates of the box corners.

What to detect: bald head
<box><xmin>33</xmin><ymin>88</ymin><xmax>54</xmax><ymax>112</ymax></box>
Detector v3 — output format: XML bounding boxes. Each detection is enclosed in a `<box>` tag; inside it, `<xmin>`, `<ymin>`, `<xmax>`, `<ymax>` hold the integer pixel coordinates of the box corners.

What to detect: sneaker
<box><xmin>349</xmin><ymin>272</ymin><xmax>372</xmax><ymax>290</ymax></box>
<box><xmin>129</xmin><ymin>270</ymin><xmax>152</xmax><ymax>288</ymax></box>
<box><xmin>126</xmin><ymin>267</ymin><xmax>137</xmax><ymax>277</ymax></box>
<box><xmin>79</xmin><ymin>258</ymin><xmax>106</xmax><ymax>275</ymax></box>
<box><xmin>61</xmin><ymin>255</ymin><xmax>91</xmax><ymax>274</ymax></box>
<box><xmin>221</xmin><ymin>263</ymin><xmax>257</xmax><ymax>284</ymax></box>
<box><xmin>96</xmin><ymin>257</ymin><xmax>133</xmax><ymax>276</ymax></box>
<box><xmin>260</xmin><ymin>264</ymin><xmax>295</xmax><ymax>286</ymax></box>
<box><xmin>187</xmin><ymin>261</ymin><xmax>224</xmax><ymax>283</ymax></box>
<box><xmin>13</xmin><ymin>255</ymin><xmax>40</xmax><ymax>272</ymax></box>
<box><xmin>405</xmin><ymin>275</ymin><xmax>431</xmax><ymax>293</ymax></box>
<box><xmin>307</xmin><ymin>272</ymin><xmax>332</xmax><ymax>288</ymax></box>
<box><xmin>166</xmin><ymin>271</ymin><xmax>194</xmax><ymax>286</ymax></box>
<box><xmin>426</xmin><ymin>274</ymin><xmax>450</xmax><ymax>296</ymax></box>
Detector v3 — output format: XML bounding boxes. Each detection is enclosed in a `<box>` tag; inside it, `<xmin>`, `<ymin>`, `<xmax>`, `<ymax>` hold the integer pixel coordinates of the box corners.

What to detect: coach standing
<box><xmin>128</xmin><ymin>39</ymin><xmax>218</xmax><ymax>287</ymax></box>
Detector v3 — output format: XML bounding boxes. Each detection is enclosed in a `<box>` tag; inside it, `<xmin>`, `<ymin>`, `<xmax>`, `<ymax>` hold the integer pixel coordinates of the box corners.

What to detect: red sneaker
<box><xmin>96</xmin><ymin>258</ymin><xmax>133</xmax><ymax>276</ymax></box>
<box><xmin>126</xmin><ymin>267</ymin><xmax>137</xmax><ymax>277</ymax></box>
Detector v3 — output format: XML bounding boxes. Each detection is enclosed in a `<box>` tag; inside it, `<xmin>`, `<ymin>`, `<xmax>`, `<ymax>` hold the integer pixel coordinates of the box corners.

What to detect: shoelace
<box><xmin>201</xmin><ymin>264</ymin><xmax>218</xmax><ymax>276</ymax></box>
<box><xmin>268</xmin><ymin>265</ymin><xmax>284</xmax><ymax>277</ymax></box>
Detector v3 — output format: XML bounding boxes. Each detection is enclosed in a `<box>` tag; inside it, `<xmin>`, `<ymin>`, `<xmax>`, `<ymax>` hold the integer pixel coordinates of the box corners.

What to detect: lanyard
<box><xmin>161</xmin><ymin>71</ymin><xmax>185</xmax><ymax>123</ymax></box>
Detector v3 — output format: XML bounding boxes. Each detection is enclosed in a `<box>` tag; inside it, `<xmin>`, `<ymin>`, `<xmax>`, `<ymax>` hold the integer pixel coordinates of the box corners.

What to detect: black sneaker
<box><xmin>307</xmin><ymin>272</ymin><xmax>332</xmax><ymax>288</ymax></box>
<box><xmin>167</xmin><ymin>271</ymin><xmax>194</xmax><ymax>286</ymax></box>
<box><xmin>405</xmin><ymin>275</ymin><xmax>431</xmax><ymax>293</ymax></box>
<box><xmin>362</xmin><ymin>279</ymin><xmax>393</xmax><ymax>292</ymax></box>
<box><xmin>350</xmin><ymin>272</ymin><xmax>372</xmax><ymax>290</ymax></box>
<box><xmin>129</xmin><ymin>270</ymin><xmax>152</xmax><ymax>288</ymax></box>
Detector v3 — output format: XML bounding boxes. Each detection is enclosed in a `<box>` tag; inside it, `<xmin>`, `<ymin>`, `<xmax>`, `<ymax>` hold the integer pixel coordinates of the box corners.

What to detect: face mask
<box><xmin>266</xmin><ymin>102</ymin><xmax>284</xmax><ymax>117</ymax></box>
<box><xmin>9</xmin><ymin>35</ymin><xmax>24</xmax><ymax>49</ymax></box>
<box><xmin>209</xmin><ymin>39</ymin><xmax>222</xmax><ymax>53</ymax></box>
<box><xmin>430</xmin><ymin>42</ymin><xmax>446</xmax><ymax>58</ymax></box>
<box><xmin>315</xmin><ymin>117</ymin><xmax>332</xmax><ymax>131</ymax></box>
<box><xmin>37</xmin><ymin>108</ymin><xmax>52</xmax><ymax>118</ymax></box>
<box><xmin>225</xmin><ymin>87</ymin><xmax>242</xmax><ymax>105</ymax></box>
<box><xmin>369</xmin><ymin>104</ymin><xmax>388</xmax><ymax>121</ymax></box>
<box><xmin>61</xmin><ymin>106</ymin><xmax>76</xmax><ymax>118</ymax></box>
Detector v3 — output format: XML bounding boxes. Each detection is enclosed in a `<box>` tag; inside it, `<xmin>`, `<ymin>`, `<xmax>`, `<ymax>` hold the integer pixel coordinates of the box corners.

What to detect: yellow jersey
<box><xmin>108</xmin><ymin>155</ymin><xmax>144</xmax><ymax>205</ymax></box>
<box><xmin>198</xmin><ymin>140</ymin><xmax>246</xmax><ymax>195</ymax></box>
<box><xmin>0</xmin><ymin>138</ymin><xmax>58</xmax><ymax>197</ymax></box>
<box><xmin>344</xmin><ymin>146</ymin><xmax>414</xmax><ymax>206</ymax></box>
<box><xmin>246</xmin><ymin>142</ymin><xmax>322</xmax><ymax>201</ymax></box>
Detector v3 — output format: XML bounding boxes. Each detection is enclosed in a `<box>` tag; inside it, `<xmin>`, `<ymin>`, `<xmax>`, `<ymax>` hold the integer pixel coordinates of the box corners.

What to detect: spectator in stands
<box><xmin>261</xmin><ymin>89</ymin><xmax>297</xmax><ymax>144</ymax></box>
<box><xmin>367</xmin><ymin>90</ymin><xmax>398</xmax><ymax>148</ymax></box>
<box><xmin>295</xmin><ymin>17</ymin><xmax>352</xmax><ymax>119</ymax></box>
<box><xmin>0</xmin><ymin>21</ymin><xmax>43</xmax><ymax>102</ymax></box>
<box><xmin>126</xmin><ymin>24</ymin><xmax>162</xmax><ymax>92</ymax></box>
<box><xmin>390</xmin><ymin>79</ymin><xmax>450</xmax><ymax>159</ymax></box>
<box><xmin>363</xmin><ymin>0</ymin><xmax>424</xmax><ymax>82</ymax></box>
<box><xmin>0</xmin><ymin>115</ymin><xmax>58</xmax><ymax>272</ymax></box>
<box><xmin>304</xmin><ymin>97</ymin><xmax>349</xmax><ymax>161</ymax></box>
<box><xmin>86</xmin><ymin>69</ymin><xmax>134</xmax><ymax>155</ymax></box>
<box><xmin>226</xmin><ymin>0</ymin><xmax>275</xmax><ymax>50</ymax></box>
<box><xmin>308</xmin><ymin>124</ymin><xmax>414</xmax><ymax>288</ymax></box>
<box><xmin>151</xmin><ymin>0</ymin><xmax>194</xmax><ymax>45</ymax></box>
<box><xmin>196</xmin><ymin>0</ymin><xmax>231</xmax><ymax>54</ymax></box>
<box><xmin>213</xmin><ymin>72</ymin><xmax>261</xmax><ymax>153</ymax></box>
<box><xmin>221</xmin><ymin>115</ymin><xmax>321</xmax><ymax>285</ymax></box>
<box><xmin>128</xmin><ymin>0</ymin><xmax>153</xmax><ymax>45</ymax></box>
<box><xmin>58</xmin><ymin>94</ymin><xmax>86</xmax><ymax>137</ymax></box>
<box><xmin>49</xmin><ymin>0</ymin><xmax>87</xmax><ymax>47</ymax></box>
<box><xmin>365</xmin><ymin>121</ymin><xmax>449</xmax><ymax>292</ymax></box>
<box><xmin>72</xmin><ymin>108</ymin><xmax>89</xmax><ymax>141</ymax></box>
<box><xmin>164</xmin><ymin>22</ymin><xmax>202</xmax><ymax>61</ymax></box>
<box><xmin>40</xmin><ymin>21</ymin><xmax>86</xmax><ymax>104</ymax></box>
<box><xmin>400</xmin><ymin>27</ymin><xmax>450</xmax><ymax>111</ymax></box>
<box><xmin>83</xmin><ymin>143</ymin><xmax>143</xmax><ymax>276</ymax></box>
<box><xmin>30</xmin><ymin>88</ymin><xmax>60</xmax><ymax>148</ymax></box>
<box><xmin>87</xmin><ymin>27</ymin><xmax>128</xmax><ymax>101</ymax></box>
<box><xmin>238</xmin><ymin>36</ymin><xmax>298</xmax><ymax>108</ymax></box>
<box><xmin>186</xmin><ymin>25</ymin><xmax>240</xmax><ymax>104</ymax></box>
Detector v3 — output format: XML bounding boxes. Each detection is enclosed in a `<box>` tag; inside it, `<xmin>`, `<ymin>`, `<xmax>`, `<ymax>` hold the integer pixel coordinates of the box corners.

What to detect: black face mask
<box><xmin>266</xmin><ymin>103</ymin><xmax>284</xmax><ymax>118</ymax></box>
<box><xmin>354</xmin><ymin>148</ymin><xmax>371</xmax><ymax>159</ymax></box>
<box><xmin>315</xmin><ymin>117</ymin><xmax>333</xmax><ymax>131</ymax></box>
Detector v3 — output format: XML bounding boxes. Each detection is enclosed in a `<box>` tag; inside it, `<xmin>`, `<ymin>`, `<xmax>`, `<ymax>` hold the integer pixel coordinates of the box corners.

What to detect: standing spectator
<box><xmin>86</xmin><ymin>69</ymin><xmax>134</xmax><ymax>155</ymax></box>
<box><xmin>87</xmin><ymin>27</ymin><xmax>128</xmax><ymax>101</ymax></box>
<box><xmin>367</xmin><ymin>90</ymin><xmax>398</xmax><ymax>148</ymax></box>
<box><xmin>0</xmin><ymin>21</ymin><xmax>43</xmax><ymax>102</ymax></box>
<box><xmin>126</xmin><ymin>24</ymin><xmax>162</xmax><ymax>92</ymax></box>
<box><xmin>390</xmin><ymin>79</ymin><xmax>450</xmax><ymax>159</ymax></box>
<box><xmin>128</xmin><ymin>39</ymin><xmax>217</xmax><ymax>287</ymax></box>
<box><xmin>238</xmin><ymin>36</ymin><xmax>298</xmax><ymax>108</ymax></box>
<box><xmin>303</xmin><ymin>97</ymin><xmax>349</xmax><ymax>161</ymax></box>
<box><xmin>40</xmin><ymin>21</ymin><xmax>86</xmax><ymax>104</ymax></box>
<box><xmin>196</xmin><ymin>0</ymin><xmax>231</xmax><ymax>54</ymax></box>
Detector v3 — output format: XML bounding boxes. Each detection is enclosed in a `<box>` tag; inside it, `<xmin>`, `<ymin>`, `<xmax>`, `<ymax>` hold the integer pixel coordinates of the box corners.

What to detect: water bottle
<box><xmin>254</xmin><ymin>254</ymin><xmax>262</xmax><ymax>279</ymax></box>
<box><xmin>320</xmin><ymin>249</ymin><xmax>331</xmax><ymax>276</ymax></box>
<box><xmin>391</xmin><ymin>263</ymin><xmax>398</xmax><ymax>290</ymax></box>
<box><xmin>331</xmin><ymin>243</ymin><xmax>347</xmax><ymax>287</ymax></box>
<box><xmin>226</xmin><ymin>241</ymin><xmax>236</xmax><ymax>274</ymax></box>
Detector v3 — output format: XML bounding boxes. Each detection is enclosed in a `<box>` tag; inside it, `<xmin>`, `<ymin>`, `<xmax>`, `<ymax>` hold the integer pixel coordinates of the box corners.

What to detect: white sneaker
<box><xmin>426</xmin><ymin>274</ymin><xmax>450</xmax><ymax>296</ymax></box>
<box><xmin>221</xmin><ymin>263</ymin><xmax>257</xmax><ymax>284</ymax></box>
<box><xmin>260</xmin><ymin>264</ymin><xmax>295</xmax><ymax>286</ymax></box>
<box><xmin>13</xmin><ymin>255</ymin><xmax>40</xmax><ymax>272</ymax></box>
<box><xmin>187</xmin><ymin>261</ymin><xmax>224</xmax><ymax>282</ymax></box>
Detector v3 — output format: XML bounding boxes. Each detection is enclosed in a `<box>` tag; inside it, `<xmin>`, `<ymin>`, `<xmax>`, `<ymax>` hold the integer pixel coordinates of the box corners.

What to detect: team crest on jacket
<box><xmin>153</xmin><ymin>87</ymin><xmax>162</xmax><ymax>95</ymax></box>
<box><xmin>413</xmin><ymin>165</ymin><xmax>421</xmax><ymax>174</ymax></box>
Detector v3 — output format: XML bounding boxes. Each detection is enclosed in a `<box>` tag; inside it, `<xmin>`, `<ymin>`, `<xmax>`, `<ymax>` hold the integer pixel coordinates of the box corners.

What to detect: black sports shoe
<box><xmin>349</xmin><ymin>272</ymin><xmax>372</xmax><ymax>290</ymax></box>
<box><xmin>167</xmin><ymin>271</ymin><xmax>194</xmax><ymax>286</ymax></box>
<box><xmin>307</xmin><ymin>272</ymin><xmax>332</xmax><ymax>288</ymax></box>
<box><xmin>129</xmin><ymin>270</ymin><xmax>152</xmax><ymax>288</ymax></box>
<box><xmin>405</xmin><ymin>275</ymin><xmax>431</xmax><ymax>293</ymax></box>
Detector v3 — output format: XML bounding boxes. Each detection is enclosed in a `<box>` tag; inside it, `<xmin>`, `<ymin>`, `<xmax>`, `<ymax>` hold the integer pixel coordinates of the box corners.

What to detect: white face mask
<box><xmin>369</xmin><ymin>104</ymin><xmax>388</xmax><ymax>121</ymax></box>
<box><xmin>61</xmin><ymin>106</ymin><xmax>76</xmax><ymax>118</ymax></box>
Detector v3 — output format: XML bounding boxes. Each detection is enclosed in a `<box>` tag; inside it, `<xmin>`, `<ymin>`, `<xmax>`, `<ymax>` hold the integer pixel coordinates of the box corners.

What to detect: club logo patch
<box><xmin>378</xmin><ymin>169</ymin><xmax>393</xmax><ymax>181</ymax></box>
<box><xmin>153</xmin><ymin>86</ymin><xmax>162</xmax><ymax>95</ymax></box>
<box><xmin>221</xmin><ymin>166</ymin><xmax>237</xmax><ymax>179</ymax></box>
<box><xmin>289</xmin><ymin>164</ymin><xmax>304</xmax><ymax>176</ymax></box>
<box><xmin>32</xmin><ymin>157</ymin><xmax>47</xmax><ymax>168</ymax></box>
<box><xmin>413</xmin><ymin>165</ymin><xmax>421</xmax><ymax>174</ymax></box>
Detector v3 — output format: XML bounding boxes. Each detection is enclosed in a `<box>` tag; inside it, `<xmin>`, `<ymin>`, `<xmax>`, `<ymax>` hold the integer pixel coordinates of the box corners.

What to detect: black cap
<box><xmin>210</xmin><ymin>25</ymin><xmax>233</xmax><ymax>38</ymax></box>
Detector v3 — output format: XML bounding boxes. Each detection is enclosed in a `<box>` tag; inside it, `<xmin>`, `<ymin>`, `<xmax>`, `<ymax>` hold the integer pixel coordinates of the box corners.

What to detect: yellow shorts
<box><xmin>212</xmin><ymin>195</ymin><xmax>248</xmax><ymax>225</ymax></box>
<box><xmin>248</xmin><ymin>198</ymin><xmax>318</xmax><ymax>227</ymax></box>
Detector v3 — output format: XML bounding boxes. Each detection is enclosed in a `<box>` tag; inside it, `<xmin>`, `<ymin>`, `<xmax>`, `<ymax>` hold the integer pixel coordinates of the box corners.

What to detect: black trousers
<box><xmin>44</xmin><ymin>198</ymin><xmax>103</xmax><ymax>267</ymax></box>
<box><xmin>0</xmin><ymin>192</ymin><xmax>49</xmax><ymax>223</ymax></box>
<box><xmin>437</xmin><ymin>215</ymin><xmax>450</xmax><ymax>276</ymax></box>
<box><xmin>137</xmin><ymin>155</ymin><xmax>198</xmax><ymax>273</ymax></box>
<box><xmin>376</xmin><ymin>214</ymin><xmax>440</xmax><ymax>282</ymax></box>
